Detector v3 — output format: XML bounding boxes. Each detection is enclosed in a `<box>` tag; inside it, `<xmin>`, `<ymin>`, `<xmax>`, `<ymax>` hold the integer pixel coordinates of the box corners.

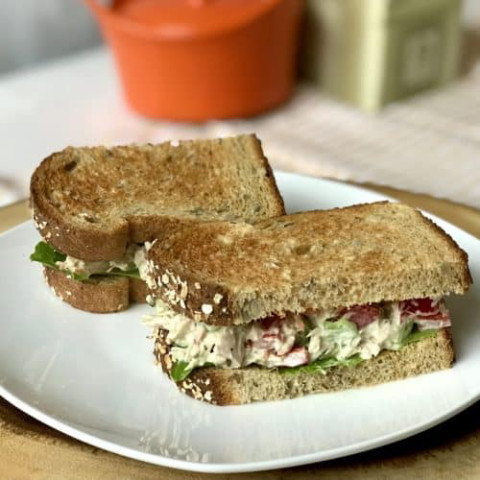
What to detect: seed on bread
<box><xmin>165</xmin><ymin>289</ymin><xmax>179</xmax><ymax>305</ymax></box>
<box><xmin>144</xmin><ymin>239</ymin><xmax>157</xmax><ymax>251</ymax></box>
<box><xmin>146</xmin><ymin>294</ymin><xmax>155</xmax><ymax>305</ymax></box>
<box><xmin>179</xmin><ymin>282</ymin><xmax>188</xmax><ymax>300</ymax></box>
<box><xmin>33</xmin><ymin>216</ymin><xmax>48</xmax><ymax>231</ymax></box>
<box><xmin>218</xmin><ymin>235</ymin><xmax>233</xmax><ymax>246</ymax></box>
<box><xmin>201</xmin><ymin>304</ymin><xmax>213</xmax><ymax>315</ymax></box>
<box><xmin>164</xmin><ymin>354</ymin><xmax>173</xmax><ymax>371</ymax></box>
<box><xmin>204</xmin><ymin>391</ymin><xmax>213</xmax><ymax>402</ymax></box>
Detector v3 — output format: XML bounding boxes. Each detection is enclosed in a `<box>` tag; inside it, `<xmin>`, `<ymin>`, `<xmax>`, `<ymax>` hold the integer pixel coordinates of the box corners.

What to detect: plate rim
<box><xmin>2</xmin><ymin>384</ymin><xmax>479</xmax><ymax>474</ymax></box>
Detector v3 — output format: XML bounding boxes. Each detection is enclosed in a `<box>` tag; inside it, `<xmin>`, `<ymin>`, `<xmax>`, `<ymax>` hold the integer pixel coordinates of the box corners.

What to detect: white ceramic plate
<box><xmin>0</xmin><ymin>172</ymin><xmax>479</xmax><ymax>473</ymax></box>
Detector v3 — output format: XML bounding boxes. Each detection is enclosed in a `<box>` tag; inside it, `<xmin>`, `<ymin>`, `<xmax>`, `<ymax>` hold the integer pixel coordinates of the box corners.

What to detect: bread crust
<box><xmin>419</xmin><ymin>213</ymin><xmax>473</xmax><ymax>288</ymax></box>
<box><xmin>31</xmin><ymin>190</ymin><xmax>129</xmax><ymax>262</ymax></box>
<box><xmin>43</xmin><ymin>268</ymin><xmax>147</xmax><ymax>313</ymax></box>
<box><xmin>154</xmin><ymin>327</ymin><xmax>454</xmax><ymax>405</ymax></box>
<box><xmin>129</xmin><ymin>277</ymin><xmax>148</xmax><ymax>303</ymax></box>
<box><xmin>251</xmin><ymin>135</ymin><xmax>286</xmax><ymax>216</ymax></box>
<box><xmin>146</xmin><ymin>202</ymin><xmax>472</xmax><ymax>326</ymax></box>
<box><xmin>30</xmin><ymin>135</ymin><xmax>285</xmax><ymax>261</ymax></box>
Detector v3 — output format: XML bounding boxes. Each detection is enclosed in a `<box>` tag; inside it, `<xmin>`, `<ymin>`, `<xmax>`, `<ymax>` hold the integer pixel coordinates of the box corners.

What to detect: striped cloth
<box><xmin>200</xmin><ymin>68</ymin><xmax>480</xmax><ymax>209</ymax></box>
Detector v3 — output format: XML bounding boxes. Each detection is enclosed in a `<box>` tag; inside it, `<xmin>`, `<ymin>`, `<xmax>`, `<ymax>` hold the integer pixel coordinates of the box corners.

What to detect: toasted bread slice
<box><xmin>145</xmin><ymin>202</ymin><xmax>472</xmax><ymax>326</ymax></box>
<box><xmin>154</xmin><ymin>327</ymin><xmax>454</xmax><ymax>405</ymax></box>
<box><xmin>30</xmin><ymin>134</ymin><xmax>285</xmax><ymax>261</ymax></box>
<box><xmin>43</xmin><ymin>268</ymin><xmax>148</xmax><ymax>313</ymax></box>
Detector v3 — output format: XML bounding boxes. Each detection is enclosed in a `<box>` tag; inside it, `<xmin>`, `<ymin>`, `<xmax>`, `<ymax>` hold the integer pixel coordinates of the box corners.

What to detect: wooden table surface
<box><xmin>1</xmin><ymin>184</ymin><xmax>479</xmax><ymax>480</ymax></box>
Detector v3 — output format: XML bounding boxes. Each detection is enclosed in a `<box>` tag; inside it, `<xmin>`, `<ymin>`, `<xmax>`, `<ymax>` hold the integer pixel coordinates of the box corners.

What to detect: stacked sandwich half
<box><xmin>29</xmin><ymin>135</ymin><xmax>285</xmax><ymax>312</ymax></box>
<box><xmin>142</xmin><ymin>202</ymin><xmax>471</xmax><ymax>405</ymax></box>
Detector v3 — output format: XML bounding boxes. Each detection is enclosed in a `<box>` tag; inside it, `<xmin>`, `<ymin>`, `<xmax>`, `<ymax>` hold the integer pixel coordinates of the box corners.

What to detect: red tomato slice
<box><xmin>279</xmin><ymin>347</ymin><xmax>309</xmax><ymax>367</ymax></box>
<box><xmin>261</xmin><ymin>315</ymin><xmax>282</xmax><ymax>330</ymax></box>
<box><xmin>339</xmin><ymin>304</ymin><xmax>381</xmax><ymax>329</ymax></box>
<box><xmin>401</xmin><ymin>298</ymin><xmax>442</xmax><ymax>318</ymax></box>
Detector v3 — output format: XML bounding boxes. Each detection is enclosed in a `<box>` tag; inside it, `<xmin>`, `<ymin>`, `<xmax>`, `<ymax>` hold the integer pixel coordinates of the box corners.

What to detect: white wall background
<box><xmin>0</xmin><ymin>0</ymin><xmax>478</xmax><ymax>76</ymax></box>
<box><xmin>0</xmin><ymin>0</ymin><xmax>101</xmax><ymax>75</ymax></box>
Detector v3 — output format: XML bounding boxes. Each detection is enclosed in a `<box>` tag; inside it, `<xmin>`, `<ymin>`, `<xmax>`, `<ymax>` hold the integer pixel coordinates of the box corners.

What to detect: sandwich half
<box><xmin>30</xmin><ymin>134</ymin><xmax>285</xmax><ymax>312</ymax></box>
<box><xmin>142</xmin><ymin>202</ymin><xmax>472</xmax><ymax>405</ymax></box>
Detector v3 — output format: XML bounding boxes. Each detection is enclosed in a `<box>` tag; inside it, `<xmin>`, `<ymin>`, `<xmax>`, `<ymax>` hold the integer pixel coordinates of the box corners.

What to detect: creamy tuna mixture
<box><xmin>143</xmin><ymin>297</ymin><xmax>451</xmax><ymax>374</ymax></box>
<box><xmin>55</xmin><ymin>244</ymin><xmax>149</xmax><ymax>276</ymax></box>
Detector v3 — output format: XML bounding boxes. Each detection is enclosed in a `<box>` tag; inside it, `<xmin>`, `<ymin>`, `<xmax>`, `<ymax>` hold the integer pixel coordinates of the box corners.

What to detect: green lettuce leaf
<box><xmin>30</xmin><ymin>241</ymin><xmax>140</xmax><ymax>281</ymax></box>
<box><xmin>105</xmin><ymin>269</ymin><xmax>141</xmax><ymax>280</ymax></box>
<box><xmin>280</xmin><ymin>354</ymin><xmax>363</xmax><ymax>376</ymax></box>
<box><xmin>30</xmin><ymin>241</ymin><xmax>66</xmax><ymax>267</ymax></box>
<box><xmin>323</xmin><ymin>317</ymin><xmax>358</xmax><ymax>334</ymax></box>
<box><xmin>170</xmin><ymin>361</ymin><xmax>194</xmax><ymax>382</ymax></box>
<box><xmin>170</xmin><ymin>361</ymin><xmax>218</xmax><ymax>382</ymax></box>
<box><xmin>405</xmin><ymin>329</ymin><xmax>438</xmax><ymax>344</ymax></box>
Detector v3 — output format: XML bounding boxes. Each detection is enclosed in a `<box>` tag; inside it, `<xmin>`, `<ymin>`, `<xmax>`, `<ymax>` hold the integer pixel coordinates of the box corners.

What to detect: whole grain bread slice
<box><xmin>30</xmin><ymin>134</ymin><xmax>285</xmax><ymax>261</ymax></box>
<box><xmin>43</xmin><ymin>268</ymin><xmax>148</xmax><ymax>313</ymax></box>
<box><xmin>153</xmin><ymin>327</ymin><xmax>454</xmax><ymax>405</ymax></box>
<box><xmin>145</xmin><ymin>202</ymin><xmax>472</xmax><ymax>326</ymax></box>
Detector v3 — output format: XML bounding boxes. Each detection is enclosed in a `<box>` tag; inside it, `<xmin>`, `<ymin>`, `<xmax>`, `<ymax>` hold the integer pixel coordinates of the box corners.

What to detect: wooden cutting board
<box><xmin>1</xmin><ymin>183</ymin><xmax>479</xmax><ymax>480</ymax></box>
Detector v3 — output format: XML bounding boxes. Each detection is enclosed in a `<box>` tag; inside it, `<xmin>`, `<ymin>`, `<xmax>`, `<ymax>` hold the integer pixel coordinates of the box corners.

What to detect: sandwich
<box><xmin>29</xmin><ymin>135</ymin><xmax>285</xmax><ymax>313</ymax></box>
<box><xmin>142</xmin><ymin>202</ymin><xmax>472</xmax><ymax>405</ymax></box>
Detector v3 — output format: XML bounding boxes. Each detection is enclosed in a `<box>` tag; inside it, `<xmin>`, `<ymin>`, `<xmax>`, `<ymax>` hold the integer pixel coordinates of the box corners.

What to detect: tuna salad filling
<box><xmin>143</xmin><ymin>297</ymin><xmax>451</xmax><ymax>381</ymax></box>
<box><xmin>30</xmin><ymin>241</ymin><xmax>152</xmax><ymax>281</ymax></box>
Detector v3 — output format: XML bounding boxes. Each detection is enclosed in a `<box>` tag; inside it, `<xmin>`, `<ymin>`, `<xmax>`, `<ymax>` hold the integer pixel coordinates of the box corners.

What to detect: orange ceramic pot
<box><xmin>84</xmin><ymin>0</ymin><xmax>304</xmax><ymax>120</ymax></box>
